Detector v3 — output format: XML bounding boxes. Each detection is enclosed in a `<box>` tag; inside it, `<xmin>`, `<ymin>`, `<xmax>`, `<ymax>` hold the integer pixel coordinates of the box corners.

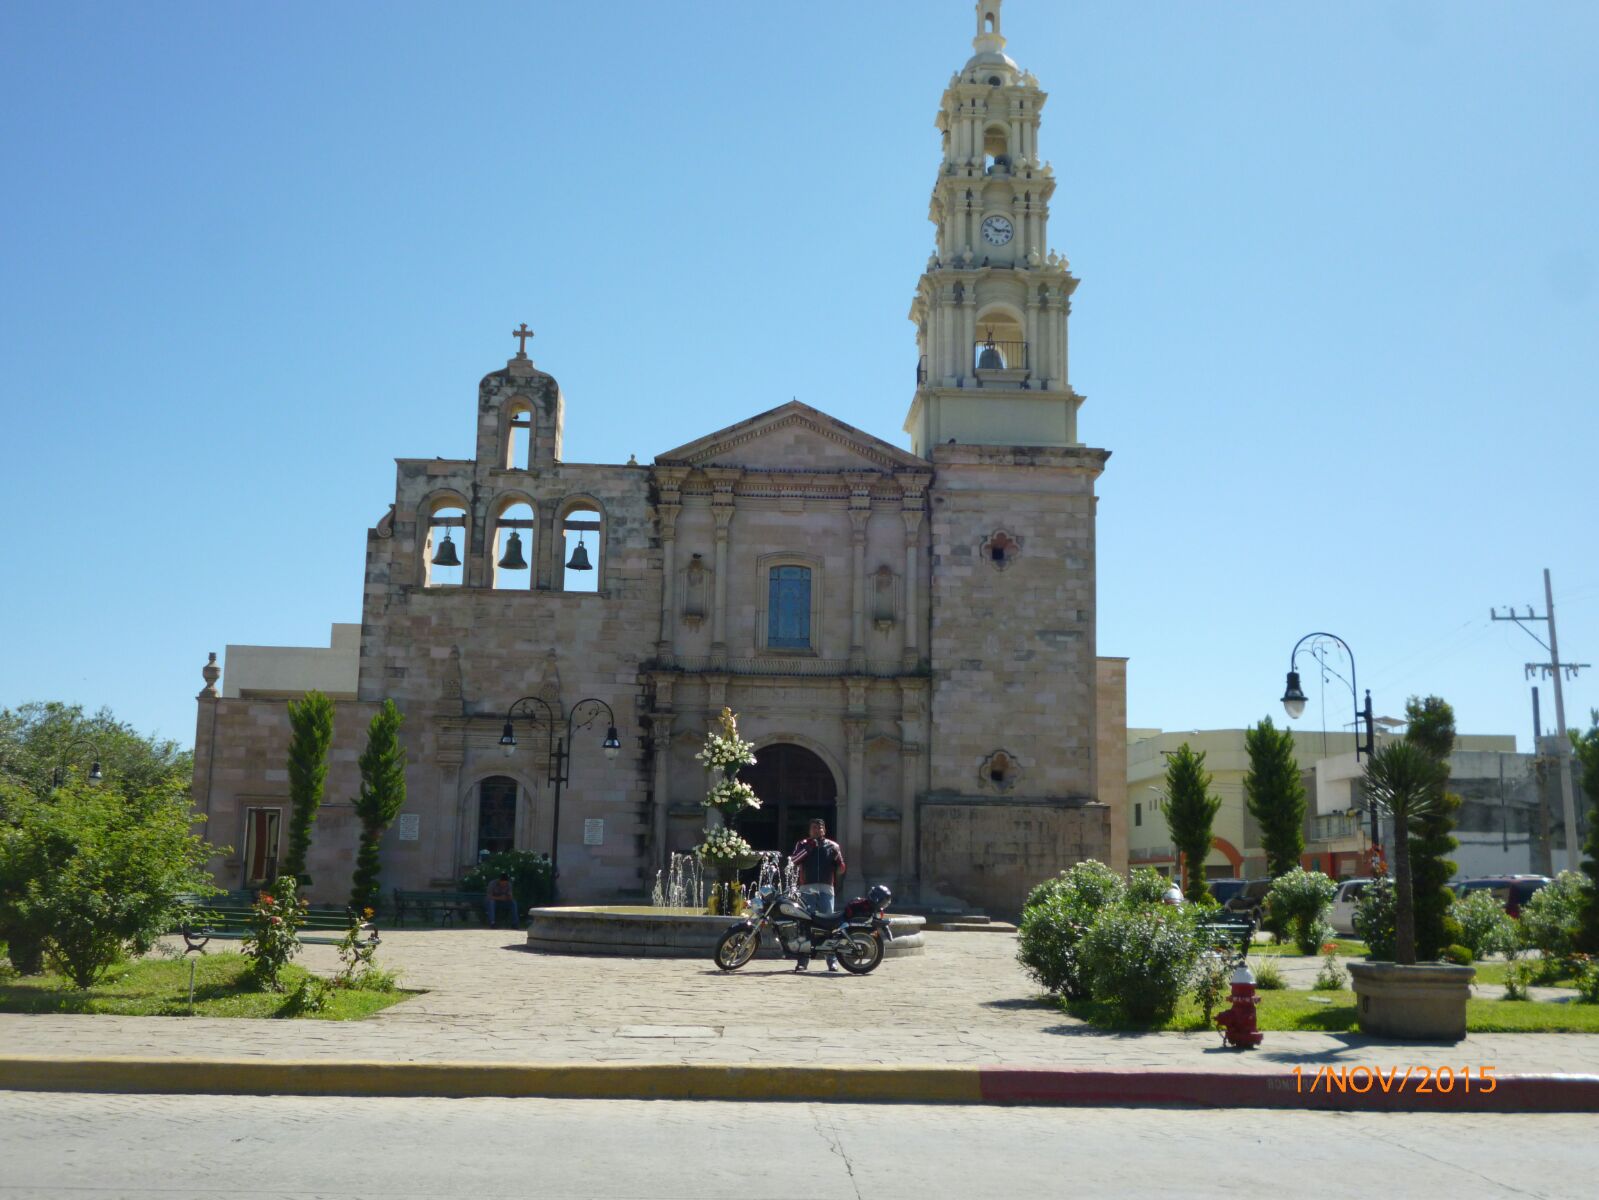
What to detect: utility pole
<box><xmin>1493</xmin><ymin>570</ymin><xmax>1588</xmax><ymax>871</ymax></box>
<box><xmin>1532</xmin><ymin>687</ymin><xmax>1553</xmax><ymax>876</ymax></box>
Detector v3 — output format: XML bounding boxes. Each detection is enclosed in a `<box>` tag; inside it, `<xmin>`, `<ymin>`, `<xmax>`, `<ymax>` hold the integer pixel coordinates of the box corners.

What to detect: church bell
<box><xmin>430</xmin><ymin>531</ymin><xmax>461</xmax><ymax>568</ymax></box>
<box><xmin>565</xmin><ymin>534</ymin><xmax>593</xmax><ymax>572</ymax></box>
<box><xmin>497</xmin><ymin>531</ymin><xmax>528</xmax><ymax>571</ymax></box>
<box><xmin>977</xmin><ymin>330</ymin><xmax>1004</xmax><ymax>370</ymax></box>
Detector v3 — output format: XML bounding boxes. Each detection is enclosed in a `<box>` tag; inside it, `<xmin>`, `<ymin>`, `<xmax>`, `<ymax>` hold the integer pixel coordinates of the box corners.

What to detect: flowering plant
<box><xmin>703</xmin><ymin>778</ymin><xmax>762</xmax><ymax>816</ymax></box>
<box><xmin>695</xmin><ymin>707</ymin><xmax>758</xmax><ymax>774</ymax></box>
<box><xmin>697</xmin><ymin>826</ymin><xmax>755</xmax><ymax>866</ymax></box>
<box><xmin>243</xmin><ymin>878</ymin><xmax>307</xmax><ymax>992</ymax></box>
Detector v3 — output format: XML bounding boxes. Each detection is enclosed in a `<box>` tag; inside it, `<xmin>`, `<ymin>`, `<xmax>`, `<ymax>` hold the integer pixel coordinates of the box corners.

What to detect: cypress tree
<box><xmin>1243</xmin><ymin>716</ymin><xmax>1306</xmax><ymax>878</ymax></box>
<box><xmin>1572</xmin><ymin>713</ymin><xmax>1599</xmax><ymax>954</ymax></box>
<box><xmin>1404</xmin><ymin>695</ymin><xmax>1462</xmax><ymax>960</ymax></box>
<box><xmin>1164</xmin><ymin>743</ymin><xmax>1223</xmax><ymax>903</ymax></box>
<box><xmin>351</xmin><ymin>700</ymin><xmax>407</xmax><ymax>913</ymax></box>
<box><xmin>281</xmin><ymin>690</ymin><xmax>335</xmax><ymax>884</ymax></box>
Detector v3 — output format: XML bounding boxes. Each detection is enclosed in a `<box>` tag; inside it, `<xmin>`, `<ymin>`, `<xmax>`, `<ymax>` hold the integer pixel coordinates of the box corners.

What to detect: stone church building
<box><xmin>191</xmin><ymin>2</ymin><xmax>1129</xmax><ymax>915</ymax></box>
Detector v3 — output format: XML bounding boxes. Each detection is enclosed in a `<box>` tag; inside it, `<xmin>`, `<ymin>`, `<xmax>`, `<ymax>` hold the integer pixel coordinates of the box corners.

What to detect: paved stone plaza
<box><xmin>2</xmin><ymin>931</ymin><xmax>1594</xmax><ymax>1076</ymax></box>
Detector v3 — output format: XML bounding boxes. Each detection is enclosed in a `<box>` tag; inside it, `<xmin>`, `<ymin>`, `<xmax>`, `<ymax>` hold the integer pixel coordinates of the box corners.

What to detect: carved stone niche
<box><xmin>979</xmin><ymin>749</ymin><xmax>1020</xmax><ymax>793</ymax></box>
<box><xmin>981</xmin><ymin>530</ymin><xmax>1021</xmax><ymax>571</ymax></box>
<box><xmin>872</xmin><ymin>565</ymin><xmax>899</xmax><ymax>631</ymax></box>
<box><xmin>681</xmin><ymin>553</ymin><xmax>709</xmax><ymax>626</ymax></box>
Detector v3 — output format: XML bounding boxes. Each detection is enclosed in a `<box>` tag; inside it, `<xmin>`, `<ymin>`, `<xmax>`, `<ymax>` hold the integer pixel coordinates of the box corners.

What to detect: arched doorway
<box><xmin>735</xmin><ymin>743</ymin><xmax>838</xmax><ymax>856</ymax></box>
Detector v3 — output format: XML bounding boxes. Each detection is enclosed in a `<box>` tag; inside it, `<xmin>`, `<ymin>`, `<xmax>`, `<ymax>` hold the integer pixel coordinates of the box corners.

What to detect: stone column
<box><xmin>899</xmin><ymin>493</ymin><xmax>925</xmax><ymax>671</ymax></box>
<box><xmin>846</xmin><ymin>477</ymin><xmax>873</xmax><ymax>673</ymax></box>
<box><xmin>844</xmin><ymin>711</ymin><xmax>867</xmax><ymax>868</ymax></box>
<box><xmin>705</xmin><ymin>469</ymin><xmax>739</xmax><ymax>668</ymax></box>
<box><xmin>1025</xmin><ymin>290</ymin><xmax>1040</xmax><ymax>376</ymax></box>
<box><xmin>656</xmin><ymin>502</ymin><xmax>680</xmax><ymax>665</ymax></box>
<box><xmin>961</xmin><ymin>288</ymin><xmax>978</xmax><ymax>381</ymax></box>
<box><xmin>649</xmin><ymin>712</ymin><xmax>675</xmax><ymax>869</ymax></box>
<box><xmin>897</xmin><ymin>679</ymin><xmax>926</xmax><ymax>890</ymax></box>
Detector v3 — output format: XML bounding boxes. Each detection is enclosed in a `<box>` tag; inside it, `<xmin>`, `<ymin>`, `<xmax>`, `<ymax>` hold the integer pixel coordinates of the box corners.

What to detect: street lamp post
<box><xmin>498</xmin><ymin>696</ymin><xmax>622</xmax><ymax>897</ymax></box>
<box><xmin>1279</xmin><ymin>631</ymin><xmax>1378</xmax><ymax>849</ymax></box>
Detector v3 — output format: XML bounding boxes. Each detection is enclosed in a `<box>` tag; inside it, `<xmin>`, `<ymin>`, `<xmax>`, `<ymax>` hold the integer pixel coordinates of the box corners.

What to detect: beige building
<box><xmin>191</xmin><ymin>3</ymin><xmax>1127</xmax><ymax>915</ymax></box>
<box><xmin>1127</xmin><ymin>728</ymin><xmax>1519</xmax><ymax>882</ymax></box>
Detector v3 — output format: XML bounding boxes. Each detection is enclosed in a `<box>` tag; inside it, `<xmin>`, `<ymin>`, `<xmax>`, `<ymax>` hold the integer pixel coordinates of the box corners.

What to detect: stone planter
<box><xmin>1347</xmin><ymin>960</ymin><xmax>1475</xmax><ymax>1041</ymax></box>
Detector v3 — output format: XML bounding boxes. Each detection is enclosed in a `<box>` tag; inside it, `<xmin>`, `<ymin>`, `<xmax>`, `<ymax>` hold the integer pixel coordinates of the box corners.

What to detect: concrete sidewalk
<box><xmin>1</xmin><ymin>930</ymin><xmax>1595</xmax><ymax>1107</ymax></box>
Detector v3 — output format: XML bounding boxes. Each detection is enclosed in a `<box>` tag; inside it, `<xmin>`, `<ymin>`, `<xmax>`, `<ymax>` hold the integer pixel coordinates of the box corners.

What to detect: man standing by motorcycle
<box><xmin>791</xmin><ymin>818</ymin><xmax>846</xmax><ymax>972</ymax></box>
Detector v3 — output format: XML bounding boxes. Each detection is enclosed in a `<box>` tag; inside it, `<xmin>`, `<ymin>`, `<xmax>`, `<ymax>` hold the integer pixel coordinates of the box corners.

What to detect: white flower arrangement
<box><xmin>697</xmin><ymin>825</ymin><xmax>755</xmax><ymax>865</ymax></box>
<box><xmin>703</xmin><ymin>778</ymin><xmax>762</xmax><ymax>814</ymax></box>
<box><xmin>695</xmin><ymin>706</ymin><xmax>758</xmax><ymax>773</ymax></box>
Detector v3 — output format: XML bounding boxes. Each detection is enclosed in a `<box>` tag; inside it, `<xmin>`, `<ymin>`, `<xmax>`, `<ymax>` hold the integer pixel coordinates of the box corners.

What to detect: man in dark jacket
<box><xmin>790</xmin><ymin>818</ymin><xmax>846</xmax><ymax>972</ymax></box>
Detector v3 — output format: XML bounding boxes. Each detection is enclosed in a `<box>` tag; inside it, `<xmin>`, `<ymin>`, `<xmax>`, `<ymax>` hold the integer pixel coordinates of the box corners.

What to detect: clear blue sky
<box><xmin>2</xmin><ymin>1</ymin><xmax>1594</xmax><ymax>753</ymax></box>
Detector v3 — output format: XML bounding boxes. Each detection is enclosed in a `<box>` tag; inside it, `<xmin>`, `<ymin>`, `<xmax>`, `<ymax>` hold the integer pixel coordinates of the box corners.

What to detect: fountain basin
<box><xmin>525</xmin><ymin>906</ymin><xmax>927</xmax><ymax>958</ymax></box>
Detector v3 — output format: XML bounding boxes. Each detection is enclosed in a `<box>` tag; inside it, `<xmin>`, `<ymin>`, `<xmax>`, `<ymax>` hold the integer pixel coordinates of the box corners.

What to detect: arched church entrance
<box><xmin>735</xmin><ymin>743</ymin><xmax>838</xmax><ymax>857</ymax></box>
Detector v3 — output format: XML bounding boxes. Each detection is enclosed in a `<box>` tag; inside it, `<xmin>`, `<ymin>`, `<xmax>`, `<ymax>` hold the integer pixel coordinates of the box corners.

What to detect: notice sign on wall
<box><xmin>396</xmin><ymin>813</ymin><xmax>420</xmax><ymax>842</ymax></box>
<box><xmin>583</xmin><ymin>819</ymin><xmax>604</xmax><ymax>846</ymax></box>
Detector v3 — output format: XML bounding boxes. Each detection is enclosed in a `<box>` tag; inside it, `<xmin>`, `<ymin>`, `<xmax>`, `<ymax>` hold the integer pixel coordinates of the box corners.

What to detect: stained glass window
<box><xmin>768</xmin><ymin>565</ymin><xmax>811</xmax><ymax>649</ymax></box>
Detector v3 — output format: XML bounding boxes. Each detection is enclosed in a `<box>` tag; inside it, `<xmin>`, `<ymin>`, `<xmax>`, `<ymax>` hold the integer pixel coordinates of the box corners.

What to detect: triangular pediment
<box><xmin>655</xmin><ymin>401</ymin><xmax>928</xmax><ymax>473</ymax></box>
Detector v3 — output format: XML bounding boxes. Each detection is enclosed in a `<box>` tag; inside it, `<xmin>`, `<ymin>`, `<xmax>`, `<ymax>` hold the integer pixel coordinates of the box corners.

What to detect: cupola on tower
<box><xmin>903</xmin><ymin>0</ymin><xmax>1085</xmax><ymax>454</ymax></box>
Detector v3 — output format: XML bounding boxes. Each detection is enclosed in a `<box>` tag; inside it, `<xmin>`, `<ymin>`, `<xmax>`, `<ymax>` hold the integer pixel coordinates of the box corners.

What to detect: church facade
<box><xmin>191</xmin><ymin>2</ymin><xmax>1128</xmax><ymax>915</ymax></box>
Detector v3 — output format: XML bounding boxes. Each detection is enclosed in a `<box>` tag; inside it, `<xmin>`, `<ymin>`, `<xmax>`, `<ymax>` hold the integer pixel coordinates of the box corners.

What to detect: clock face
<box><xmin>981</xmin><ymin>215</ymin><xmax>1014</xmax><ymax>246</ymax></box>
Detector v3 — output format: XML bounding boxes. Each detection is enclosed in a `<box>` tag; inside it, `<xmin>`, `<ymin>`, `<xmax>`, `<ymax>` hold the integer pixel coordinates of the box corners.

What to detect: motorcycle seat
<box><xmin>807</xmin><ymin>909</ymin><xmax>850</xmax><ymax>930</ymax></box>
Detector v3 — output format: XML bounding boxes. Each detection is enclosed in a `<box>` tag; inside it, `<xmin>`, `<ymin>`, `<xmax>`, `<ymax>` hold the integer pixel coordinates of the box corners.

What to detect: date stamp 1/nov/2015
<box><xmin>1295</xmin><ymin>1065</ymin><xmax>1497</xmax><ymax>1095</ymax></box>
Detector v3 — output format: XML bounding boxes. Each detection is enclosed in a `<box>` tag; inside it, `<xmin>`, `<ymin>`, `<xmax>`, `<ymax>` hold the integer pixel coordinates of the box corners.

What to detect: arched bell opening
<box><xmin>423</xmin><ymin>499</ymin><xmax>468</xmax><ymax>588</ymax></box>
<box><xmin>504</xmin><ymin>400</ymin><xmax>534</xmax><ymax>470</ymax></box>
<box><xmin>982</xmin><ymin>124</ymin><xmax>1011</xmax><ymax>174</ymax></box>
<box><xmin>974</xmin><ymin>310</ymin><xmax>1026</xmax><ymax>372</ymax></box>
<box><xmin>558</xmin><ymin>502</ymin><xmax>603</xmax><ymax>594</ymax></box>
<box><xmin>491</xmin><ymin>499</ymin><xmax>535</xmax><ymax>591</ymax></box>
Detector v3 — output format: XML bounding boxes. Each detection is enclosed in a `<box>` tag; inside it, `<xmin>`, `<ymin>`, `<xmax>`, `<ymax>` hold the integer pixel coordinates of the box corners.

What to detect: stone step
<box><xmin>930</xmin><ymin>920</ymin><xmax>1018</xmax><ymax>934</ymax></box>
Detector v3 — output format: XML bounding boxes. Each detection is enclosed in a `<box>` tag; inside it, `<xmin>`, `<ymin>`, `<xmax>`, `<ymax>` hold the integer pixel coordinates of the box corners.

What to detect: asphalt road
<box><xmin>0</xmin><ymin>1091</ymin><xmax>1585</xmax><ymax>1200</ymax></box>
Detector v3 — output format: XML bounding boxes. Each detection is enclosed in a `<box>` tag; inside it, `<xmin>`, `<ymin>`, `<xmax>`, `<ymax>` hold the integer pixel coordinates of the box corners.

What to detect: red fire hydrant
<box><xmin>1215</xmin><ymin>962</ymin><xmax>1263</xmax><ymax>1048</ymax></box>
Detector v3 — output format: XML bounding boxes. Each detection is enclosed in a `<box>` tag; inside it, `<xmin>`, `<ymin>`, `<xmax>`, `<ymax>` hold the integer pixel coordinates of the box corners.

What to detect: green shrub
<box><xmin>1503</xmin><ymin>961</ymin><xmax>1533</xmax><ymax>1001</ymax></box>
<box><xmin>1265</xmin><ymin>868</ymin><xmax>1338</xmax><ymax>954</ymax></box>
<box><xmin>280</xmin><ymin>974</ymin><xmax>331</xmax><ymax>1017</ymax></box>
<box><xmin>1017</xmin><ymin>860</ymin><xmax>1125</xmax><ymax>998</ymax></box>
<box><xmin>1191</xmin><ymin>951</ymin><xmax>1230</xmax><ymax>1022</ymax></box>
<box><xmin>1353</xmin><ymin>876</ymin><xmax>1398</xmax><ymax>961</ymax></box>
<box><xmin>1575</xmin><ymin>958</ymin><xmax>1599</xmax><ymax>1005</ymax></box>
<box><xmin>1124</xmin><ymin>867</ymin><xmax>1173</xmax><ymax>907</ymax></box>
<box><xmin>0</xmin><ymin>779</ymin><xmax>216</xmax><ymax>989</ymax></box>
<box><xmin>1520</xmin><ymin>872</ymin><xmax>1592</xmax><ymax>965</ymax></box>
<box><xmin>1022</xmin><ymin>859</ymin><xmax>1123</xmax><ymax>913</ymax></box>
<box><xmin>1077</xmin><ymin>906</ymin><xmax>1202</xmax><ymax>1021</ymax></box>
<box><xmin>1451</xmin><ymin>889</ymin><xmax>1517</xmax><ymax>959</ymax></box>
<box><xmin>460</xmin><ymin>851</ymin><xmax>554</xmax><ymax>913</ymax></box>
<box><xmin>1442</xmin><ymin>944</ymin><xmax>1473</xmax><ymax>966</ymax></box>
<box><xmin>1314</xmin><ymin>950</ymin><xmax>1346</xmax><ymax>991</ymax></box>
<box><xmin>1252</xmin><ymin>957</ymin><xmax>1286</xmax><ymax>990</ymax></box>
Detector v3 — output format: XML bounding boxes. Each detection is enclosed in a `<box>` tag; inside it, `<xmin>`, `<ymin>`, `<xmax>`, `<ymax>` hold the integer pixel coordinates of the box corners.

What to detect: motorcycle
<box><xmin>714</xmin><ymin>883</ymin><xmax>893</xmax><ymax>974</ymax></box>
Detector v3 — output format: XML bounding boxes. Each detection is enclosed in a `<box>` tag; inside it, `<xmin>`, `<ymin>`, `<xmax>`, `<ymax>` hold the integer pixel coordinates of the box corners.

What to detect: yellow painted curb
<box><xmin>0</xmin><ymin>1056</ymin><xmax>983</xmax><ymax>1104</ymax></box>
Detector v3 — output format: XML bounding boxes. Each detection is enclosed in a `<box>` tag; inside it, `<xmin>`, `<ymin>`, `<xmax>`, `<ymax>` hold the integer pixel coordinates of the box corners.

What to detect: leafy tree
<box><xmin>351</xmin><ymin>701</ymin><xmax>406</xmax><ymax>912</ymax></box>
<box><xmin>0</xmin><ymin>702</ymin><xmax>190</xmax><ymax>803</ymax></box>
<box><xmin>1572</xmin><ymin>711</ymin><xmax>1599</xmax><ymax>954</ymax></box>
<box><xmin>0</xmin><ymin>778</ymin><xmax>216</xmax><ymax>987</ymax></box>
<box><xmin>280</xmin><ymin>691</ymin><xmax>335</xmax><ymax>884</ymax></box>
<box><xmin>1243</xmin><ymin>716</ymin><xmax>1306</xmax><ymax>877</ymax></box>
<box><xmin>1362</xmin><ymin>740</ymin><xmax>1444</xmax><ymax>965</ymax></box>
<box><xmin>1163</xmin><ymin>744</ymin><xmax>1222</xmax><ymax>903</ymax></box>
<box><xmin>1403</xmin><ymin>695</ymin><xmax>1462</xmax><ymax>960</ymax></box>
<box><xmin>1265</xmin><ymin>867</ymin><xmax>1337</xmax><ymax>953</ymax></box>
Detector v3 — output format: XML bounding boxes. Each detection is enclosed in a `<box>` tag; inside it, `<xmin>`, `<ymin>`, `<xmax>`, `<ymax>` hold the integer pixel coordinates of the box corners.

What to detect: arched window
<box><xmin>558</xmin><ymin>503</ymin><xmax>603</xmax><ymax>593</ymax></box>
<box><xmin>505</xmin><ymin>400</ymin><xmax>533</xmax><ymax>469</ymax></box>
<box><xmin>984</xmin><ymin>11</ymin><xmax>998</xmax><ymax>34</ymax></box>
<box><xmin>974</xmin><ymin>311</ymin><xmax>1026</xmax><ymax>372</ymax></box>
<box><xmin>491</xmin><ymin>498</ymin><xmax>535</xmax><ymax>590</ymax></box>
<box><xmin>423</xmin><ymin>499</ymin><xmax>468</xmax><ymax>588</ymax></box>
<box><xmin>983</xmin><ymin>125</ymin><xmax>1010</xmax><ymax>173</ymax></box>
<box><xmin>477</xmin><ymin>776</ymin><xmax>517</xmax><ymax>856</ymax></box>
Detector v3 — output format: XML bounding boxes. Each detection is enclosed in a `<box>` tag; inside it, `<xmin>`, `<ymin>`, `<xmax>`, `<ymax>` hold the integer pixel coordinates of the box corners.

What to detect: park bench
<box><xmin>391</xmin><ymin>888</ymin><xmax>484</xmax><ymax>927</ymax></box>
<box><xmin>1195</xmin><ymin>911</ymin><xmax>1256</xmax><ymax>963</ymax></box>
<box><xmin>174</xmin><ymin>893</ymin><xmax>377</xmax><ymax>954</ymax></box>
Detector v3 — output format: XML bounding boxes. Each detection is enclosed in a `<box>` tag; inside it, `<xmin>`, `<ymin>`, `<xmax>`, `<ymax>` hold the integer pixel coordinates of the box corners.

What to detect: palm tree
<box><xmin>1362</xmin><ymin>741</ymin><xmax>1444</xmax><ymax>965</ymax></box>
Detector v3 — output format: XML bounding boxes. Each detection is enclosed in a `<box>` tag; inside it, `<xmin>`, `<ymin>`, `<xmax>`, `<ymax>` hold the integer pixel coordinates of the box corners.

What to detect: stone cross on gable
<box><xmin>512</xmin><ymin>323</ymin><xmax>534</xmax><ymax>356</ymax></box>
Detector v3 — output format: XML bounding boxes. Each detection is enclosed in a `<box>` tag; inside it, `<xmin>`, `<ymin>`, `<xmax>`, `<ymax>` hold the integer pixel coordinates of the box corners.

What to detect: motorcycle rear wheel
<box><xmin>714</xmin><ymin>927</ymin><xmax>761</xmax><ymax>971</ymax></box>
<box><xmin>834</xmin><ymin>930</ymin><xmax>883</xmax><ymax>975</ymax></box>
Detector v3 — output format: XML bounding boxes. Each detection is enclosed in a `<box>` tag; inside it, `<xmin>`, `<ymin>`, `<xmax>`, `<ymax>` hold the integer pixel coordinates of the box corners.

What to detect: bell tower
<box><xmin>903</xmin><ymin>0</ymin><xmax>1085</xmax><ymax>455</ymax></box>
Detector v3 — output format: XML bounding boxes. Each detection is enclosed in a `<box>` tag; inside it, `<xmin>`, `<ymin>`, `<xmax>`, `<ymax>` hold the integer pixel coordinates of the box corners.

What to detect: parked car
<box><xmin>1452</xmin><ymin>875</ymin><xmax>1551</xmax><ymax>918</ymax></box>
<box><xmin>1330</xmin><ymin>878</ymin><xmax>1372</xmax><ymax>936</ymax></box>
<box><xmin>1207</xmin><ymin>879</ymin><xmax>1247</xmax><ymax>907</ymax></box>
<box><xmin>1221</xmin><ymin>878</ymin><xmax>1273</xmax><ymax>923</ymax></box>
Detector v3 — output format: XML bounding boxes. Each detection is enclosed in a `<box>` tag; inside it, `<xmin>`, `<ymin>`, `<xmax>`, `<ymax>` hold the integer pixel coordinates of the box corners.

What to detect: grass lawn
<box><xmin>1063</xmin><ymin>989</ymin><xmax>1599</xmax><ymax>1034</ymax></box>
<box><xmin>0</xmin><ymin>953</ymin><xmax>416</xmax><ymax>1019</ymax></box>
<box><xmin>1469</xmin><ymin>960</ymin><xmax>1576</xmax><ymax>989</ymax></box>
<box><xmin>1250</xmin><ymin>938</ymin><xmax>1367</xmax><ymax>958</ymax></box>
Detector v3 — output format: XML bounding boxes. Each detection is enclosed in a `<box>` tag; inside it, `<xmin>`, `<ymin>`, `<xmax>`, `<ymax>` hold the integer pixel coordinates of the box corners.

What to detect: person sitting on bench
<box><xmin>485</xmin><ymin>874</ymin><xmax>519</xmax><ymax>929</ymax></box>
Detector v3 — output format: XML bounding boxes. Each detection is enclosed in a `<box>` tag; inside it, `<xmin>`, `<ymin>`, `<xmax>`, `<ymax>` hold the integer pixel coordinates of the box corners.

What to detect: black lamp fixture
<box><xmin>1280</xmin><ymin>671</ymin><xmax>1309</xmax><ymax>721</ymax></box>
<box><xmin>1278</xmin><ymin>630</ymin><xmax>1378</xmax><ymax>847</ymax></box>
<box><xmin>497</xmin><ymin>695</ymin><xmax>623</xmax><ymax>894</ymax></box>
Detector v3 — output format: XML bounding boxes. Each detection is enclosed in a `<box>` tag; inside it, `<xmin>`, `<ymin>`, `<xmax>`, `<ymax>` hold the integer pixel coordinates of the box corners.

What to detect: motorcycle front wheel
<box><xmin>714</xmin><ymin>926</ymin><xmax>761</xmax><ymax>971</ymax></box>
<box><xmin>834</xmin><ymin>930</ymin><xmax>884</xmax><ymax>975</ymax></box>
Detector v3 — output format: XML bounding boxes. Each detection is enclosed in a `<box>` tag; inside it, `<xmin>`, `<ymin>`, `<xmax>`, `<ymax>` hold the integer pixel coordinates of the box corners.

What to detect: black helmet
<box><xmin>867</xmin><ymin>884</ymin><xmax>892</xmax><ymax>909</ymax></box>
